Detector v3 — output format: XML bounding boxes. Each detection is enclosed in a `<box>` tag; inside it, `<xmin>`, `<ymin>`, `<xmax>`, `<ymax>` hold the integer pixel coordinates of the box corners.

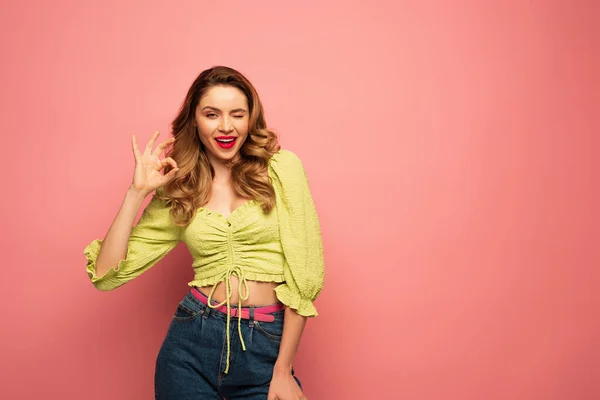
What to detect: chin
<box><xmin>209</xmin><ymin>148</ymin><xmax>241</xmax><ymax>163</ymax></box>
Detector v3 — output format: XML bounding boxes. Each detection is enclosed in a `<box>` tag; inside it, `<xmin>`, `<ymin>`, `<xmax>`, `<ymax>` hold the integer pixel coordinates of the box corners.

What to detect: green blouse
<box><xmin>84</xmin><ymin>149</ymin><xmax>325</xmax><ymax>373</ymax></box>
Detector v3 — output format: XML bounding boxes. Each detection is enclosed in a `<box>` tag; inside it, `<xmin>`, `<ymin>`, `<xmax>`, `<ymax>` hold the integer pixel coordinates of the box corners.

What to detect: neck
<box><xmin>207</xmin><ymin>153</ymin><xmax>238</xmax><ymax>183</ymax></box>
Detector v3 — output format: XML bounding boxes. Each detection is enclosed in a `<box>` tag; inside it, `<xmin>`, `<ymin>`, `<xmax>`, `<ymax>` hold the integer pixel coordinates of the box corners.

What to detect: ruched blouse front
<box><xmin>184</xmin><ymin>197</ymin><xmax>287</xmax><ymax>289</ymax></box>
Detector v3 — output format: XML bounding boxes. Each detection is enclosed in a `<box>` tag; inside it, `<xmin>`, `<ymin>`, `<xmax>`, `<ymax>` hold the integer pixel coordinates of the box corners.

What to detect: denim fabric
<box><xmin>154</xmin><ymin>289</ymin><xmax>302</xmax><ymax>399</ymax></box>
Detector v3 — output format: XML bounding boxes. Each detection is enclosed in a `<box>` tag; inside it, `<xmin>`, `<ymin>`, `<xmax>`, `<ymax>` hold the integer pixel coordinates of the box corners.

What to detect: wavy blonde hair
<box><xmin>155</xmin><ymin>66</ymin><xmax>281</xmax><ymax>227</ymax></box>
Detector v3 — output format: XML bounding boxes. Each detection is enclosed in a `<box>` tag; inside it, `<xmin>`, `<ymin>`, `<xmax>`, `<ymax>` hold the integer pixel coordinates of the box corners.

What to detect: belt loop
<box><xmin>249</xmin><ymin>306</ymin><xmax>255</xmax><ymax>328</ymax></box>
<box><xmin>202</xmin><ymin>304</ymin><xmax>211</xmax><ymax>319</ymax></box>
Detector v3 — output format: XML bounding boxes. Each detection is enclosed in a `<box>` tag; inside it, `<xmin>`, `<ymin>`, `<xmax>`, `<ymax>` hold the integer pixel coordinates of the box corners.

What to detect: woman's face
<box><xmin>195</xmin><ymin>85</ymin><xmax>250</xmax><ymax>165</ymax></box>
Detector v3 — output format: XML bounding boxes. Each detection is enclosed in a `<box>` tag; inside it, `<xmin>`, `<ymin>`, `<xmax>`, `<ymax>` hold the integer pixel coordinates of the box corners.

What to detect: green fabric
<box><xmin>84</xmin><ymin>149</ymin><xmax>325</xmax><ymax>318</ymax></box>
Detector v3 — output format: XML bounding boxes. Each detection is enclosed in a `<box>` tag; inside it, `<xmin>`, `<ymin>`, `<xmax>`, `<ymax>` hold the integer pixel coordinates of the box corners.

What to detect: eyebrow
<box><xmin>201</xmin><ymin>106</ymin><xmax>247</xmax><ymax>113</ymax></box>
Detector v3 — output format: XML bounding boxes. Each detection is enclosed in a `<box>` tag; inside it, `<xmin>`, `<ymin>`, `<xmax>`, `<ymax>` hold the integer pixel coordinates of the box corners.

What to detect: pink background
<box><xmin>1</xmin><ymin>0</ymin><xmax>598</xmax><ymax>399</ymax></box>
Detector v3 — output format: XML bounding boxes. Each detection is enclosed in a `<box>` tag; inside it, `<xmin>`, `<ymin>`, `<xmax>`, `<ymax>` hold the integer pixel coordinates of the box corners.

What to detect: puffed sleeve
<box><xmin>269</xmin><ymin>149</ymin><xmax>325</xmax><ymax>317</ymax></box>
<box><xmin>83</xmin><ymin>187</ymin><xmax>183</xmax><ymax>291</ymax></box>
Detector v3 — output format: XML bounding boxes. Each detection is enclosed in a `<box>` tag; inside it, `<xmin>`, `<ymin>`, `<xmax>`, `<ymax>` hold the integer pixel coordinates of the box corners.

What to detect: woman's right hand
<box><xmin>130</xmin><ymin>131</ymin><xmax>179</xmax><ymax>196</ymax></box>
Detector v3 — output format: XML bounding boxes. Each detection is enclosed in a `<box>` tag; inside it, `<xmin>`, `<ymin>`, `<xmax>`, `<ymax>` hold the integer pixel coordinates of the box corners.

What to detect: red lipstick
<box><xmin>215</xmin><ymin>136</ymin><xmax>237</xmax><ymax>149</ymax></box>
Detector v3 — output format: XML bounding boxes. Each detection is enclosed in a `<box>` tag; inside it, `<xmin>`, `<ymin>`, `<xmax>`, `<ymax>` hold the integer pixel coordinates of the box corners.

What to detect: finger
<box><xmin>144</xmin><ymin>130</ymin><xmax>160</xmax><ymax>155</ymax></box>
<box><xmin>132</xmin><ymin>135</ymin><xmax>141</xmax><ymax>163</ymax></box>
<box><xmin>160</xmin><ymin>157</ymin><xmax>178</xmax><ymax>170</ymax></box>
<box><xmin>153</xmin><ymin>137</ymin><xmax>176</xmax><ymax>157</ymax></box>
<box><xmin>164</xmin><ymin>162</ymin><xmax>180</xmax><ymax>175</ymax></box>
<box><xmin>165</xmin><ymin>167</ymin><xmax>179</xmax><ymax>179</ymax></box>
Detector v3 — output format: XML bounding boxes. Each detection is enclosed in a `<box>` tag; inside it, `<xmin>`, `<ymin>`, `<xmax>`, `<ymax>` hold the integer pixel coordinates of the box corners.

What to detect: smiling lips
<box><xmin>215</xmin><ymin>136</ymin><xmax>237</xmax><ymax>149</ymax></box>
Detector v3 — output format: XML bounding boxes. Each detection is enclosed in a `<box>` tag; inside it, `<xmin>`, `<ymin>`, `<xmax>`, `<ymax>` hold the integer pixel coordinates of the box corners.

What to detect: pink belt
<box><xmin>191</xmin><ymin>287</ymin><xmax>284</xmax><ymax>323</ymax></box>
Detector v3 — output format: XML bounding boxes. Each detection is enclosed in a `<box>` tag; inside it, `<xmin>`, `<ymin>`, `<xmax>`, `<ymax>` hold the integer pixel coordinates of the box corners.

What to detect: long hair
<box><xmin>156</xmin><ymin>66</ymin><xmax>281</xmax><ymax>227</ymax></box>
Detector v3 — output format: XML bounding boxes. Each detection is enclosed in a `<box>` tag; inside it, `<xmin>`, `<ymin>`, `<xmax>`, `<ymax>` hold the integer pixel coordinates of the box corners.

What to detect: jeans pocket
<box><xmin>172</xmin><ymin>293</ymin><xmax>204</xmax><ymax>322</ymax></box>
<box><xmin>253</xmin><ymin>320</ymin><xmax>283</xmax><ymax>341</ymax></box>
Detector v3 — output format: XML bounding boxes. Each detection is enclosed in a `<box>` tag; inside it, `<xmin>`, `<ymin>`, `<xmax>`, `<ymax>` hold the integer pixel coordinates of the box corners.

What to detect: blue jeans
<box><xmin>154</xmin><ymin>289</ymin><xmax>302</xmax><ymax>399</ymax></box>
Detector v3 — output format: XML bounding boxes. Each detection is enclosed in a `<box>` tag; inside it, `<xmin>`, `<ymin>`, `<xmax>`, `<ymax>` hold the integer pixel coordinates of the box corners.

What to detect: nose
<box><xmin>218</xmin><ymin>118</ymin><xmax>234</xmax><ymax>132</ymax></box>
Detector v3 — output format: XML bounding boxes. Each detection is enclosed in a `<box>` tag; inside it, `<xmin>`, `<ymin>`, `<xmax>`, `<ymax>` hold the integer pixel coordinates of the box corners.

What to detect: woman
<box><xmin>83</xmin><ymin>66</ymin><xmax>325</xmax><ymax>400</ymax></box>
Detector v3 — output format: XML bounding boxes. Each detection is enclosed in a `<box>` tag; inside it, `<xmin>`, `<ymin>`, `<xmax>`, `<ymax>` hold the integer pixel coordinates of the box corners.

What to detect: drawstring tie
<box><xmin>206</xmin><ymin>265</ymin><xmax>249</xmax><ymax>374</ymax></box>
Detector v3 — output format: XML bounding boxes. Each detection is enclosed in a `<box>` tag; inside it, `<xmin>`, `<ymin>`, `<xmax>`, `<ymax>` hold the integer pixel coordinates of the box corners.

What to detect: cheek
<box><xmin>197</xmin><ymin>119</ymin><xmax>217</xmax><ymax>134</ymax></box>
<box><xmin>235</xmin><ymin>119</ymin><xmax>249</xmax><ymax>133</ymax></box>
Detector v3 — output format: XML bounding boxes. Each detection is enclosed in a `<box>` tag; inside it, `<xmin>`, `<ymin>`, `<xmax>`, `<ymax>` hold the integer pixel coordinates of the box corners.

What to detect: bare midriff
<box><xmin>195</xmin><ymin>278</ymin><xmax>282</xmax><ymax>307</ymax></box>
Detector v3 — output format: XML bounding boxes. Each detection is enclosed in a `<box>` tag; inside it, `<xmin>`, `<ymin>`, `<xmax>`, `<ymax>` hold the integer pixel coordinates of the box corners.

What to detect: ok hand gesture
<box><xmin>130</xmin><ymin>131</ymin><xmax>179</xmax><ymax>196</ymax></box>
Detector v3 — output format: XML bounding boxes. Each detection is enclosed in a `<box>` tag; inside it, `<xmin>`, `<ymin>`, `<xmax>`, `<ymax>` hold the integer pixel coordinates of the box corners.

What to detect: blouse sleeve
<box><xmin>83</xmin><ymin>188</ymin><xmax>182</xmax><ymax>291</ymax></box>
<box><xmin>269</xmin><ymin>149</ymin><xmax>325</xmax><ymax>317</ymax></box>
